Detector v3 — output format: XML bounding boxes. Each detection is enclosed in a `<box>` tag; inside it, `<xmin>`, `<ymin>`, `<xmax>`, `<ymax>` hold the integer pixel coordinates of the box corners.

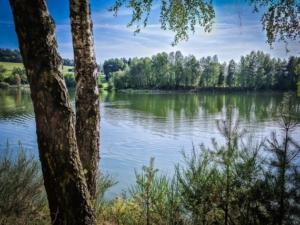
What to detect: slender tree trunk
<box><xmin>9</xmin><ymin>1</ymin><xmax>95</xmax><ymax>224</ymax></box>
<box><xmin>69</xmin><ymin>0</ymin><xmax>100</xmax><ymax>202</ymax></box>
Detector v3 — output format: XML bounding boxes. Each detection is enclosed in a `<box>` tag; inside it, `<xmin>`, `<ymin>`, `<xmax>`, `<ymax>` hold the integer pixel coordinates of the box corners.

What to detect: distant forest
<box><xmin>0</xmin><ymin>48</ymin><xmax>22</xmax><ymax>62</ymax></box>
<box><xmin>0</xmin><ymin>48</ymin><xmax>74</xmax><ymax>66</ymax></box>
<box><xmin>103</xmin><ymin>51</ymin><xmax>300</xmax><ymax>91</ymax></box>
<box><xmin>2</xmin><ymin>48</ymin><xmax>300</xmax><ymax>91</ymax></box>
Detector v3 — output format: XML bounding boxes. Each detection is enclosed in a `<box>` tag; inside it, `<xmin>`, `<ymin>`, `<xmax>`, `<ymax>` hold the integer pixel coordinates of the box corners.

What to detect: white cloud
<box><xmin>57</xmin><ymin>1</ymin><xmax>300</xmax><ymax>64</ymax></box>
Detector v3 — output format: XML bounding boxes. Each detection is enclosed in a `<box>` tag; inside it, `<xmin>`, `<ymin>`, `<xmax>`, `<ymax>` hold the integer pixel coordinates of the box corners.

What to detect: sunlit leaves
<box><xmin>108</xmin><ymin>0</ymin><xmax>215</xmax><ymax>46</ymax></box>
<box><xmin>249</xmin><ymin>0</ymin><xmax>300</xmax><ymax>52</ymax></box>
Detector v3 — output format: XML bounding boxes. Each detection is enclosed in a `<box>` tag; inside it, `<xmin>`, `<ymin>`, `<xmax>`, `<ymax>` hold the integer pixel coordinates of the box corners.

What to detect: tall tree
<box><xmin>218</xmin><ymin>62</ymin><xmax>226</xmax><ymax>87</ymax></box>
<box><xmin>211</xmin><ymin>55</ymin><xmax>220</xmax><ymax>89</ymax></box>
<box><xmin>174</xmin><ymin>51</ymin><xmax>184</xmax><ymax>88</ymax></box>
<box><xmin>199</xmin><ymin>56</ymin><xmax>211</xmax><ymax>87</ymax></box>
<box><xmin>130</xmin><ymin>58</ymin><xmax>145</xmax><ymax>88</ymax></box>
<box><xmin>141</xmin><ymin>57</ymin><xmax>153</xmax><ymax>87</ymax></box>
<box><xmin>69</xmin><ymin>0</ymin><xmax>100</xmax><ymax>202</ymax></box>
<box><xmin>103</xmin><ymin>58</ymin><xmax>126</xmax><ymax>81</ymax></box>
<box><xmin>152</xmin><ymin>52</ymin><xmax>170</xmax><ymax>88</ymax></box>
<box><xmin>184</xmin><ymin>55</ymin><xmax>200</xmax><ymax>87</ymax></box>
<box><xmin>286</xmin><ymin>56</ymin><xmax>300</xmax><ymax>90</ymax></box>
<box><xmin>238</xmin><ymin>56</ymin><xmax>248</xmax><ymax>89</ymax></box>
<box><xmin>226</xmin><ymin>59</ymin><xmax>236</xmax><ymax>88</ymax></box>
<box><xmin>9</xmin><ymin>0</ymin><xmax>96</xmax><ymax>224</ymax></box>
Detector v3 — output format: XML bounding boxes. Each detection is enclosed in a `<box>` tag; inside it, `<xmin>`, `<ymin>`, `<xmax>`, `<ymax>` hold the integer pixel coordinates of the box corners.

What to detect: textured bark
<box><xmin>69</xmin><ymin>0</ymin><xmax>100</xmax><ymax>202</ymax></box>
<box><xmin>9</xmin><ymin>0</ymin><xmax>95</xmax><ymax>224</ymax></box>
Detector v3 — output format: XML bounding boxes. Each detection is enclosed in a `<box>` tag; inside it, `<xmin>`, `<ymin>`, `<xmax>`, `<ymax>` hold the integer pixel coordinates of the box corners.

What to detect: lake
<box><xmin>0</xmin><ymin>88</ymin><xmax>299</xmax><ymax>198</ymax></box>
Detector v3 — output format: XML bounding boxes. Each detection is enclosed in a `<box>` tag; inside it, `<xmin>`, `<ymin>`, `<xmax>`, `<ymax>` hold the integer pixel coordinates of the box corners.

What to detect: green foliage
<box><xmin>107</xmin><ymin>78</ymin><xmax>115</xmax><ymax>91</ymax></box>
<box><xmin>12</xmin><ymin>67</ymin><xmax>27</xmax><ymax>83</ymax></box>
<box><xmin>99</xmin><ymin>158</ymin><xmax>184</xmax><ymax>225</ymax></box>
<box><xmin>112</xmin><ymin>69</ymin><xmax>130</xmax><ymax>90</ymax></box>
<box><xmin>176</xmin><ymin>146</ymin><xmax>217</xmax><ymax>224</ymax></box>
<box><xmin>5</xmin><ymin>67</ymin><xmax>27</xmax><ymax>85</ymax></box>
<box><xmin>93</xmin><ymin>95</ymin><xmax>300</xmax><ymax>224</ymax></box>
<box><xmin>218</xmin><ymin>62</ymin><xmax>226</xmax><ymax>87</ymax></box>
<box><xmin>0</xmin><ymin>142</ymin><xmax>49</xmax><ymax>224</ymax></box>
<box><xmin>0</xmin><ymin>65</ymin><xmax>7</xmax><ymax>82</ymax></box>
<box><xmin>109</xmin><ymin>0</ymin><xmax>215</xmax><ymax>46</ymax></box>
<box><xmin>263</xmin><ymin>93</ymin><xmax>300</xmax><ymax>224</ymax></box>
<box><xmin>13</xmin><ymin>74</ymin><xmax>21</xmax><ymax>87</ymax></box>
<box><xmin>151</xmin><ymin>52</ymin><xmax>171</xmax><ymax>88</ymax></box>
<box><xmin>62</xmin><ymin>58</ymin><xmax>74</xmax><ymax>66</ymax></box>
<box><xmin>103</xmin><ymin>58</ymin><xmax>126</xmax><ymax>81</ymax></box>
<box><xmin>106</xmin><ymin>50</ymin><xmax>300</xmax><ymax>91</ymax></box>
<box><xmin>0</xmin><ymin>82</ymin><xmax>9</xmax><ymax>89</ymax></box>
<box><xmin>175</xmin><ymin>106</ymin><xmax>269</xmax><ymax>224</ymax></box>
<box><xmin>99</xmin><ymin>194</ymin><xmax>145</xmax><ymax>225</ymax></box>
<box><xmin>226</xmin><ymin>60</ymin><xmax>236</xmax><ymax>88</ymax></box>
<box><xmin>250</xmin><ymin>0</ymin><xmax>300</xmax><ymax>52</ymax></box>
<box><xmin>64</xmin><ymin>73</ymin><xmax>75</xmax><ymax>87</ymax></box>
<box><xmin>0</xmin><ymin>48</ymin><xmax>22</xmax><ymax>62</ymax></box>
<box><xmin>95</xmin><ymin>171</ymin><xmax>118</xmax><ymax>220</ymax></box>
<box><xmin>129</xmin><ymin>157</ymin><xmax>165</xmax><ymax>225</ymax></box>
<box><xmin>109</xmin><ymin>0</ymin><xmax>298</xmax><ymax>50</ymax></box>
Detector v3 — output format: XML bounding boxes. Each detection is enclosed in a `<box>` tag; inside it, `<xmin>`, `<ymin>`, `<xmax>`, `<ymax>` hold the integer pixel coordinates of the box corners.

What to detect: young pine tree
<box><xmin>263</xmin><ymin>93</ymin><xmax>300</xmax><ymax>225</ymax></box>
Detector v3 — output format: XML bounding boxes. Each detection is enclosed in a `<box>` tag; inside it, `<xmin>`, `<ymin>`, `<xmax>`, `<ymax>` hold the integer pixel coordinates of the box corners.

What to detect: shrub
<box><xmin>175</xmin><ymin>107</ymin><xmax>267</xmax><ymax>225</ymax></box>
<box><xmin>0</xmin><ymin>65</ymin><xmax>6</xmax><ymax>82</ymax></box>
<box><xmin>95</xmin><ymin>171</ymin><xmax>118</xmax><ymax>221</ymax></box>
<box><xmin>107</xmin><ymin>78</ymin><xmax>114</xmax><ymax>91</ymax></box>
<box><xmin>13</xmin><ymin>74</ymin><xmax>21</xmax><ymax>87</ymax></box>
<box><xmin>11</xmin><ymin>67</ymin><xmax>27</xmax><ymax>84</ymax></box>
<box><xmin>0</xmin><ymin>142</ymin><xmax>49</xmax><ymax>225</ymax></box>
<box><xmin>262</xmin><ymin>93</ymin><xmax>300</xmax><ymax>224</ymax></box>
<box><xmin>0</xmin><ymin>82</ymin><xmax>9</xmax><ymax>89</ymax></box>
<box><xmin>64</xmin><ymin>73</ymin><xmax>75</xmax><ymax>87</ymax></box>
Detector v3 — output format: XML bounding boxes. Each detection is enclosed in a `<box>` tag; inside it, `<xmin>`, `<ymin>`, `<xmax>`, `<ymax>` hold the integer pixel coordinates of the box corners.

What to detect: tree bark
<box><xmin>69</xmin><ymin>0</ymin><xmax>100</xmax><ymax>202</ymax></box>
<box><xmin>9</xmin><ymin>0</ymin><xmax>95</xmax><ymax>224</ymax></box>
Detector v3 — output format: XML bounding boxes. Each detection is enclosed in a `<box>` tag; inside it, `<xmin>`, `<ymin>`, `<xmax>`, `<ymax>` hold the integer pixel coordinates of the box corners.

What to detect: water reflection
<box><xmin>0</xmin><ymin>89</ymin><xmax>289</xmax><ymax>124</ymax></box>
<box><xmin>1</xmin><ymin>89</ymin><xmax>299</xmax><ymax>198</ymax></box>
<box><xmin>100</xmin><ymin>91</ymin><xmax>286</xmax><ymax>125</ymax></box>
<box><xmin>0</xmin><ymin>88</ymin><xmax>33</xmax><ymax>122</ymax></box>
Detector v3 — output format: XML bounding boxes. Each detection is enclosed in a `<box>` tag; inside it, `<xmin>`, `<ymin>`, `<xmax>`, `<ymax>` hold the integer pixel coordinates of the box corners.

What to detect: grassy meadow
<box><xmin>0</xmin><ymin>61</ymin><xmax>108</xmax><ymax>90</ymax></box>
<box><xmin>0</xmin><ymin>62</ymin><xmax>75</xmax><ymax>77</ymax></box>
<box><xmin>0</xmin><ymin>62</ymin><xmax>24</xmax><ymax>78</ymax></box>
<box><xmin>62</xmin><ymin>65</ymin><xmax>74</xmax><ymax>74</ymax></box>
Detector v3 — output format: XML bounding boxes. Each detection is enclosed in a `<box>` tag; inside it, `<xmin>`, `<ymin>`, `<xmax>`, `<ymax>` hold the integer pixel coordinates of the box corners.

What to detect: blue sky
<box><xmin>1</xmin><ymin>0</ymin><xmax>299</xmax><ymax>64</ymax></box>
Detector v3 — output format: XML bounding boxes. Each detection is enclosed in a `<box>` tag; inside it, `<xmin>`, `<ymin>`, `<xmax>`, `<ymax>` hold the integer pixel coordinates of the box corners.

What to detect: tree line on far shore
<box><xmin>0</xmin><ymin>48</ymin><xmax>75</xmax><ymax>66</ymax></box>
<box><xmin>0</xmin><ymin>48</ymin><xmax>75</xmax><ymax>88</ymax></box>
<box><xmin>103</xmin><ymin>50</ymin><xmax>300</xmax><ymax>92</ymax></box>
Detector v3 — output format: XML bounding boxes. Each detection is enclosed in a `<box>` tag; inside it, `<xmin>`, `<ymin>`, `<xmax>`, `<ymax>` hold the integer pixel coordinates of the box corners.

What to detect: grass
<box><xmin>0</xmin><ymin>62</ymin><xmax>107</xmax><ymax>90</ymax></box>
<box><xmin>102</xmin><ymin>82</ymin><xmax>108</xmax><ymax>88</ymax></box>
<box><xmin>62</xmin><ymin>65</ymin><xmax>74</xmax><ymax>75</ymax></box>
<box><xmin>0</xmin><ymin>62</ymin><xmax>74</xmax><ymax>77</ymax></box>
<box><xmin>0</xmin><ymin>62</ymin><xmax>24</xmax><ymax>78</ymax></box>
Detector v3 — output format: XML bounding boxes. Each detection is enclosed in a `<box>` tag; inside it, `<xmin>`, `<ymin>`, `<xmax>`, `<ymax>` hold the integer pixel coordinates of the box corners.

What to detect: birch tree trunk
<box><xmin>9</xmin><ymin>0</ymin><xmax>95</xmax><ymax>224</ymax></box>
<box><xmin>69</xmin><ymin>0</ymin><xmax>100</xmax><ymax>202</ymax></box>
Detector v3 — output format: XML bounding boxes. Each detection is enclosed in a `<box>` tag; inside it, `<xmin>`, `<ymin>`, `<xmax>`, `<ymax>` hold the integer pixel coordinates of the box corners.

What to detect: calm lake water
<box><xmin>0</xmin><ymin>88</ymin><xmax>299</xmax><ymax>198</ymax></box>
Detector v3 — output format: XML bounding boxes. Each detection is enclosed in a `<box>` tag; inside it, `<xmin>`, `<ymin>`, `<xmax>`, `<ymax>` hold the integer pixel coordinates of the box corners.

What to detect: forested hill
<box><xmin>0</xmin><ymin>48</ymin><xmax>74</xmax><ymax>66</ymax></box>
<box><xmin>0</xmin><ymin>48</ymin><xmax>22</xmax><ymax>62</ymax></box>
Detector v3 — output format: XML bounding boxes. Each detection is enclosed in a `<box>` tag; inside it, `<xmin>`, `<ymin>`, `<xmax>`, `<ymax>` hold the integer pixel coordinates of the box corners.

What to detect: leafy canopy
<box><xmin>109</xmin><ymin>0</ymin><xmax>300</xmax><ymax>49</ymax></box>
<box><xmin>250</xmin><ymin>0</ymin><xmax>300</xmax><ymax>52</ymax></box>
<box><xmin>109</xmin><ymin>0</ymin><xmax>215</xmax><ymax>46</ymax></box>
